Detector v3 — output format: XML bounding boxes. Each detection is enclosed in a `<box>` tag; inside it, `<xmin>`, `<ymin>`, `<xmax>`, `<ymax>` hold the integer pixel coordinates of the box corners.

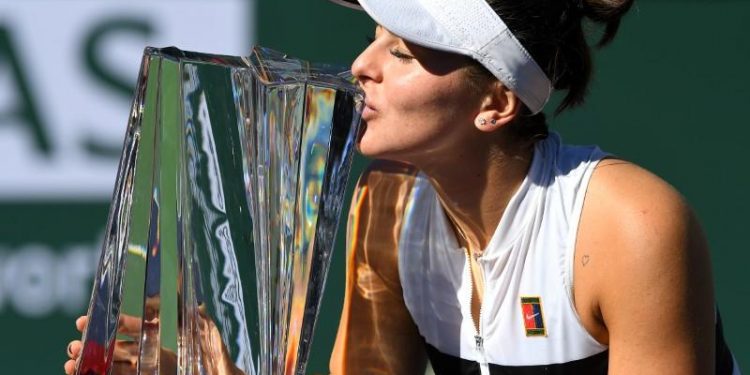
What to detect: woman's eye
<box><xmin>389</xmin><ymin>48</ymin><xmax>414</xmax><ymax>62</ymax></box>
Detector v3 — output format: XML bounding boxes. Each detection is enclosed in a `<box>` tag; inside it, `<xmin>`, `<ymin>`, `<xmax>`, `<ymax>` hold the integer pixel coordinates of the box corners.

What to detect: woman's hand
<box><xmin>64</xmin><ymin>309</ymin><xmax>242</xmax><ymax>375</ymax></box>
<box><xmin>64</xmin><ymin>316</ymin><xmax>87</xmax><ymax>375</ymax></box>
<box><xmin>63</xmin><ymin>314</ymin><xmax>176</xmax><ymax>375</ymax></box>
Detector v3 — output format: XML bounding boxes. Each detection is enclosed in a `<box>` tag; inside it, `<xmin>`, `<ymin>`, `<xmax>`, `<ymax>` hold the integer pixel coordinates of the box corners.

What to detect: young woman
<box><xmin>66</xmin><ymin>0</ymin><xmax>739</xmax><ymax>374</ymax></box>
<box><xmin>326</xmin><ymin>0</ymin><xmax>739</xmax><ymax>374</ymax></box>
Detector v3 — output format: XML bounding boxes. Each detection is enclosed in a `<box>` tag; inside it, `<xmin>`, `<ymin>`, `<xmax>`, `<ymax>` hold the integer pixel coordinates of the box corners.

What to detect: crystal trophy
<box><xmin>75</xmin><ymin>46</ymin><xmax>363</xmax><ymax>375</ymax></box>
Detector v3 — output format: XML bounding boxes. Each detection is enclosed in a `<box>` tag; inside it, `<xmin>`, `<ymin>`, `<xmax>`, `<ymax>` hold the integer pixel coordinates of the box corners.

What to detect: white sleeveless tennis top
<box><xmin>398</xmin><ymin>132</ymin><xmax>609</xmax><ymax>372</ymax></box>
<box><xmin>396</xmin><ymin>132</ymin><xmax>739</xmax><ymax>374</ymax></box>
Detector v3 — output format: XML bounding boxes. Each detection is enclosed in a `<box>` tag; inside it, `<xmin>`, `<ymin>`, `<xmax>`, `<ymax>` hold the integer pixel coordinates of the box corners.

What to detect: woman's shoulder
<box><xmin>584</xmin><ymin>158</ymin><xmax>696</xmax><ymax>250</ymax></box>
<box><xmin>574</xmin><ymin>161</ymin><xmax>716</xmax><ymax>373</ymax></box>
<box><xmin>577</xmin><ymin>157</ymin><xmax>712</xmax><ymax>313</ymax></box>
<box><xmin>353</xmin><ymin>159</ymin><xmax>422</xmax><ymax>212</ymax></box>
<box><xmin>349</xmin><ymin>159</ymin><xmax>422</xmax><ymax>229</ymax></box>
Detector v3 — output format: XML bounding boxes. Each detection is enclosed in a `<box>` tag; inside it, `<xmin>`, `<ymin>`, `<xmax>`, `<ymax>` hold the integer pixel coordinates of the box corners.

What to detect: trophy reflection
<box><xmin>75</xmin><ymin>46</ymin><xmax>363</xmax><ymax>375</ymax></box>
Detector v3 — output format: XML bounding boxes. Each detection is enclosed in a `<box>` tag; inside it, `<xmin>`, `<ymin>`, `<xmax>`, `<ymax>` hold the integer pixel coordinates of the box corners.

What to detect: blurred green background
<box><xmin>0</xmin><ymin>0</ymin><xmax>746</xmax><ymax>373</ymax></box>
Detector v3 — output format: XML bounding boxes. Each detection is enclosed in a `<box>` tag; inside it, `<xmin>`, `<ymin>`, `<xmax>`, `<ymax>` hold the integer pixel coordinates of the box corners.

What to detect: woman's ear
<box><xmin>474</xmin><ymin>82</ymin><xmax>519</xmax><ymax>132</ymax></box>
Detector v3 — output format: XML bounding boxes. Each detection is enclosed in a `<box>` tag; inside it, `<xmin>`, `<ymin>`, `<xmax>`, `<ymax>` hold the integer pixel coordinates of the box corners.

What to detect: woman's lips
<box><xmin>362</xmin><ymin>102</ymin><xmax>377</xmax><ymax>121</ymax></box>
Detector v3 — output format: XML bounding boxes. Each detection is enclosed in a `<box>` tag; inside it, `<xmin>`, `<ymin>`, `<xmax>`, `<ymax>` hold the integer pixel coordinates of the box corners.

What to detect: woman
<box><xmin>326</xmin><ymin>0</ymin><xmax>738</xmax><ymax>374</ymax></box>
<box><xmin>66</xmin><ymin>0</ymin><xmax>739</xmax><ymax>373</ymax></box>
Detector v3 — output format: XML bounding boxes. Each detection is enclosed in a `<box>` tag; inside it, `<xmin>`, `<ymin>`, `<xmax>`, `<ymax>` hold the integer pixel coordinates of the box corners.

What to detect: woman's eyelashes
<box><xmin>364</xmin><ymin>35</ymin><xmax>414</xmax><ymax>62</ymax></box>
<box><xmin>389</xmin><ymin>48</ymin><xmax>414</xmax><ymax>62</ymax></box>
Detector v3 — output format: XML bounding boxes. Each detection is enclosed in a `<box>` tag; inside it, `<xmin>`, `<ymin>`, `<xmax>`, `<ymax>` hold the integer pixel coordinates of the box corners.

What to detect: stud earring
<box><xmin>478</xmin><ymin>118</ymin><xmax>487</xmax><ymax>126</ymax></box>
<box><xmin>490</xmin><ymin>119</ymin><xmax>497</xmax><ymax>125</ymax></box>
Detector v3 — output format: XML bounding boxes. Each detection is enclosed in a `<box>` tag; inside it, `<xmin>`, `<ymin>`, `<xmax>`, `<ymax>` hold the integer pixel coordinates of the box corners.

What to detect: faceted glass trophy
<box><xmin>75</xmin><ymin>46</ymin><xmax>363</xmax><ymax>375</ymax></box>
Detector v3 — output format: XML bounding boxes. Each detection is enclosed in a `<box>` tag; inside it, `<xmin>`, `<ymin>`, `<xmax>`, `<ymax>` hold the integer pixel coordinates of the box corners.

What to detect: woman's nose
<box><xmin>351</xmin><ymin>45</ymin><xmax>380</xmax><ymax>87</ymax></box>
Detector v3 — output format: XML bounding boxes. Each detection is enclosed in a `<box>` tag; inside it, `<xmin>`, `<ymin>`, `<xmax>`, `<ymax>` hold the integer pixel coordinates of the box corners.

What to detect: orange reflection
<box><xmin>331</xmin><ymin>160</ymin><xmax>428</xmax><ymax>375</ymax></box>
<box><xmin>100</xmin><ymin>304</ymin><xmax>243</xmax><ymax>375</ymax></box>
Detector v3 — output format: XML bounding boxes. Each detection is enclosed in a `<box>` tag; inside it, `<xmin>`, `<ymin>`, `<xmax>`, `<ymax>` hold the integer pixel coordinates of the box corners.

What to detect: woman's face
<box><xmin>352</xmin><ymin>26</ymin><xmax>488</xmax><ymax>164</ymax></box>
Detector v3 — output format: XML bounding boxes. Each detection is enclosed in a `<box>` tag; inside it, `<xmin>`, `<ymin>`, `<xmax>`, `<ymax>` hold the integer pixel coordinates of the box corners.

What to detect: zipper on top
<box><xmin>464</xmin><ymin>249</ymin><xmax>487</xmax><ymax>363</ymax></box>
<box><xmin>465</xmin><ymin>248</ymin><xmax>490</xmax><ymax>375</ymax></box>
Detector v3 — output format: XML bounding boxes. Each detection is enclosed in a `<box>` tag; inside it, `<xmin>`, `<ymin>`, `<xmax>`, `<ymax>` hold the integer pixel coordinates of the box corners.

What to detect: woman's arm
<box><xmin>577</xmin><ymin>159</ymin><xmax>715</xmax><ymax>374</ymax></box>
<box><xmin>330</xmin><ymin>160</ymin><xmax>428</xmax><ymax>375</ymax></box>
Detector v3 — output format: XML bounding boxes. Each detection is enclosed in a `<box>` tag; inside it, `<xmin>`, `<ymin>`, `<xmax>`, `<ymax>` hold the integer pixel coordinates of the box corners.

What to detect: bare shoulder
<box><xmin>582</xmin><ymin>158</ymin><xmax>708</xmax><ymax>262</ymax></box>
<box><xmin>353</xmin><ymin>159</ymin><xmax>419</xmax><ymax>230</ymax></box>
<box><xmin>585</xmin><ymin>158</ymin><xmax>695</xmax><ymax>246</ymax></box>
<box><xmin>575</xmin><ymin>158</ymin><xmax>715</xmax><ymax>373</ymax></box>
<box><xmin>347</xmin><ymin>159</ymin><xmax>420</xmax><ymax>288</ymax></box>
<box><xmin>333</xmin><ymin>159</ymin><xmax>428</xmax><ymax>374</ymax></box>
<box><xmin>580</xmin><ymin>157</ymin><xmax>710</xmax><ymax>280</ymax></box>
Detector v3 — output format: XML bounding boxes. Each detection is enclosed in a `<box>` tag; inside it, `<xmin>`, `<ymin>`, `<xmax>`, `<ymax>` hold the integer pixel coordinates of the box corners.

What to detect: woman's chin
<box><xmin>355</xmin><ymin>128</ymin><xmax>377</xmax><ymax>157</ymax></box>
<box><xmin>355</xmin><ymin>142</ymin><xmax>382</xmax><ymax>158</ymax></box>
<box><xmin>356</xmin><ymin>132</ymin><xmax>417</xmax><ymax>162</ymax></box>
<box><xmin>355</xmin><ymin>120</ymin><xmax>395</xmax><ymax>158</ymax></box>
<box><xmin>356</xmin><ymin>140</ymin><xmax>387</xmax><ymax>159</ymax></box>
<box><xmin>356</xmin><ymin>143</ymin><xmax>407</xmax><ymax>164</ymax></box>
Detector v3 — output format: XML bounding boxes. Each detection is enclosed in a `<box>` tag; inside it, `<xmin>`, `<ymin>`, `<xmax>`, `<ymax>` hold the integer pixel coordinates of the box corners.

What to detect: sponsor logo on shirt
<box><xmin>521</xmin><ymin>296</ymin><xmax>547</xmax><ymax>337</ymax></box>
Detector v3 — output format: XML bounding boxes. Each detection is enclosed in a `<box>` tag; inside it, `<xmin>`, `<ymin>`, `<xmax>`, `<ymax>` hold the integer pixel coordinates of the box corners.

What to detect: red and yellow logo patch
<box><xmin>520</xmin><ymin>296</ymin><xmax>547</xmax><ymax>337</ymax></box>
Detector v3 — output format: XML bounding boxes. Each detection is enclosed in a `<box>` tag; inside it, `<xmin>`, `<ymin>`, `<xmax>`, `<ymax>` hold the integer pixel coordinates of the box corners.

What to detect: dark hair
<box><xmin>468</xmin><ymin>0</ymin><xmax>634</xmax><ymax>125</ymax></box>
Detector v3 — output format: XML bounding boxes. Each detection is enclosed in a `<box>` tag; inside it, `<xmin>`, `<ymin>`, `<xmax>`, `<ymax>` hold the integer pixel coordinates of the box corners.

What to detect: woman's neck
<box><xmin>415</xmin><ymin>139</ymin><xmax>534</xmax><ymax>253</ymax></box>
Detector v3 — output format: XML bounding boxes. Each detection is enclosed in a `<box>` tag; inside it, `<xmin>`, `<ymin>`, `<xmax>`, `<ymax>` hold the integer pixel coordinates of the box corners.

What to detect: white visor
<box><xmin>330</xmin><ymin>0</ymin><xmax>553</xmax><ymax>114</ymax></box>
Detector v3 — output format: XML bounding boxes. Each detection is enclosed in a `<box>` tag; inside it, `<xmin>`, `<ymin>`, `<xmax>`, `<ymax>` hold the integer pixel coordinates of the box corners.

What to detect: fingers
<box><xmin>112</xmin><ymin>340</ymin><xmax>140</xmax><ymax>364</ymax></box>
<box><xmin>117</xmin><ymin>314</ymin><xmax>143</xmax><ymax>338</ymax></box>
<box><xmin>64</xmin><ymin>359</ymin><xmax>76</xmax><ymax>375</ymax></box>
<box><xmin>66</xmin><ymin>317</ymin><xmax>87</xmax><ymax>375</ymax></box>
<box><xmin>66</xmin><ymin>314</ymin><xmax>144</xmax><ymax>375</ymax></box>
<box><xmin>65</xmin><ymin>340</ymin><xmax>141</xmax><ymax>375</ymax></box>
<box><xmin>67</xmin><ymin>340</ymin><xmax>82</xmax><ymax>360</ymax></box>
<box><xmin>64</xmin><ymin>341</ymin><xmax>82</xmax><ymax>374</ymax></box>
<box><xmin>78</xmin><ymin>313</ymin><xmax>143</xmax><ymax>338</ymax></box>
<box><xmin>75</xmin><ymin>316</ymin><xmax>88</xmax><ymax>332</ymax></box>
